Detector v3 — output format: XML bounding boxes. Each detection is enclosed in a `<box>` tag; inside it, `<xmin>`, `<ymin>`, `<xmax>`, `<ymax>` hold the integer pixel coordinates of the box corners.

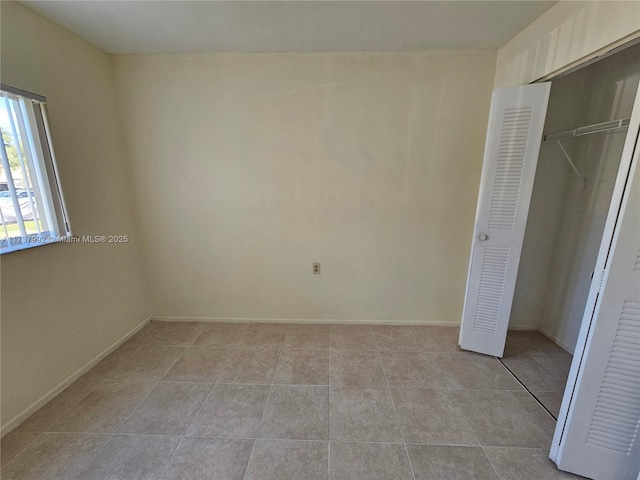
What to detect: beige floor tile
<box><xmin>161</xmin><ymin>437</ymin><xmax>254</xmax><ymax>480</ymax></box>
<box><xmin>259</xmin><ymin>386</ymin><xmax>329</xmax><ymax>440</ymax></box>
<box><xmin>1</xmin><ymin>431</ymin><xmax>40</xmax><ymax>467</ymax></box>
<box><xmin>1</xmin><ymin>432</ymin><xmax>108</xmax><ymax>480</ymax></box>
<box><xmin>413</xmin><ymin>326</ymin><xmax>461</xmax><ymax>352</ymax></box>
<box><xmin>501</xmin><ymin>355</ymin><xmax>569</xmax><ymax>393</ymax></box>
<box><xmin>237</xmin><ymin>323</ymin><xmax>288</xmax><ymax>349</ymax></box>
<box><xmin>414</xmin><ymin>326</ymin><xmax>460</xmax><ymax>335</ymax></box>
<box><xmin>534</xmin><ymin>392</ymin><xmax>564</xmax><ymax>418</ymax></box>
<box><xmin>506</xmin><ymin>332</ymin><xmax>571</xmax><ymax>357</ymax></box>
<box><xmin>118</xmin><ymin>381</ymin><xmax>212</xmax><ymax>435</ymax></box>
<box><xmin>329</xmin><ymin>325</ymin><xmax>377</xmax><ymax>350</ymax></box>
<box><xmin>329</xmin><ymin>350</ymin><xmax>387</xmax><ymax>386</ymax></box>
<box><xmin>76</xmin><ymin>434</ymin><xmax>181</xmax><ymax>480</ymax></box>
<box><xmin>503</xmin><ymin>333</ymin><xmax>545</xmax><ymax>357</ymax></box>
<box><xmin>162</xmin><ymin>347</ymin><xmax>232</xmax><ymax>382</ymax></box>
<box><xmin>274</xmin><ymin>350</ymin><xmax>329</xmax><ymax>385</ymax></box>
<box><xmin>329</xmin><ymin>387</ymin><xmax>402</xmax><ymax>442</ymax></box>
<box><xmin>217</xmin><ymin>349</ymin><xmax>280</xmax><ymax>384</ymax></box>
<box><xmin>128</xmin><ymin>321</ymin><xmax>206</xmax><ymax>346</ymax></box>
<box><xmin>407</xmin><ymin>444</ymin><xmax>499</xmax><ymax>480</ymax></box>
<box><xmin>286</xmin><ymin>324</ymin><xmax>330</xmax><ymax>334</ymax></box>
<box><xmin>515</xmin><ymin>332</ymin><xmax>569</xmax><ymax>356</ymax></box>
<box><xmin>391</xmin><ymin>388</ymin><xmax>478</xmax><ymax>445</ymax></box>
<box><xmin>47</xmin><ymin>381</ymin><xmax>155</xmax><ymax>433</ymax></box>
<box><xmin>15</xmin><ymin>376</ymin><xmax>102</xmax><ymax>432</ymax></box>
<box><xmin>283</xmin><ymin>332</ymin><xmax>330</xmax><ymax>350</ymax></box>
<box><xmin>546</xmin><ymin>353</ymin><xmax>573</xmax><ymax>373</ymax></box>
<box><xmin>83</xmin><ymin>342</ymin><xmax>142</xmax><ymax>380</ymax></box>
<box><xmin>7</xmin><ymin>322</ymin><xmax>585</xmax><ymax>479</ymax></box>
<box><xmin>452</xmin><ymin>390</ymin><xmax>550</xmax><ymax>448</ymax></box>
<box><xmin>372</xmin><ymin>325</ymin><xmax>424</xmax><ymax>351</ymax></box>
<box><xmin>379</xmin><ymin>351</ymin><xmax>445</xmax><ymax>388</ymax></box>
<box><xmin>244</xmin><ymin>439</ymin><xmax>328</xmax><ymax>480</ymax></box>
<box><xmin>432</xmin><ymin>352</ymin><xmax>522</xmax><ymax>390</ymax></box>
<box><xmin>510</xmin><ymin>392</ymin><xmax>557</xmax><ymax>436</ymax></box>
<box><xmin>330</xmin><ymin>442</ymin><xmax>413</xmax><ymax>480</ymax></box>
<box><xmin>187</xmin><ymin>384</ymin><xmax>270</xmax><ymax>438</ymax></box>
<box><xmin>483</xmin><ymin>447</ymin><xmax>582</xmax><ymax>479</ymax></box>
<box><xmin>191</xmin><ymin>323</ymin><xmax>248</xmax><ymax>348</ymax></box>
<box><xmin>109</xmin><ymin>345</ymin><xmax>186</xmax><ymax>381</ymax></box>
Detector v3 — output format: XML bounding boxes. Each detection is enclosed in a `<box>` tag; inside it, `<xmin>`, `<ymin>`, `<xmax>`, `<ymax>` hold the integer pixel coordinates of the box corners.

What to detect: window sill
<box><xmin>0</xmin><ymin>233</ymin><xmax>72</xmax><ymax>255</ymax></box>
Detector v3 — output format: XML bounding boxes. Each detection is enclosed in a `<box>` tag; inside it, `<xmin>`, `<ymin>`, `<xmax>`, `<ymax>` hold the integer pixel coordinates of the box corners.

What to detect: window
<box><xmin>0</xmin><ymin>85</ymin><xmax>71</xmax><ymax>253</ymax></box>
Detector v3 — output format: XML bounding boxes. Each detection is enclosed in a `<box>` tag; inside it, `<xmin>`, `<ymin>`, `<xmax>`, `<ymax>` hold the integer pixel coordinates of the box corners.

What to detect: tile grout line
<box><xmin>15</xmin><ymin>375</ymin><xmax>108</xmax><ymax>436</ymax></box>
<box><xmin>497</xmin><ymin>357</ymin><xmax>559</xmax><ymax>420</ymax></box>
<box><xmin>328</xmin><ymin>346</ymin><xmax>332</xmax><ymax>480</ymax></box>
<box><xmin>0</xmin><ymin>431</ymin><xmax>43</xmax><ymax>471</ymax></box>
<box><xmin>438</xmin><ymin>347</ymin><xmax>500</xmax><ymax>478</ymax></box>
<box><xmin>10</xmin><ymin>323</ymin><xmax>573</xmax><ymax>479</ymax></box>
<box><xmin>11</xmin><ymin>429</ymin><xmax>534</xmax><ymax>446</ymax></box>
<box><xmin>156</xmin><ymin>324</ymin><xmax>246</xmax><ymax>480</ymax></box>
<box><xmin>71</xmin><ymin>431</ymin><xmax>115</xmax><ymax>480</ymax></box>
<box><xmin>66</xmin><ymin>376</ymin><xmax>159</xmax><ymax>479</ymax></box>
<box><xmin>377</xmin><ymin>348</ymin><xmax>417</xmax><ymax>480</ymax></box>
<box><xmin>242</xmin><ymin>325</ymin><xmax>289</xmax><ymax>480</ymax></box>
<box><xmin>444</xmin><ymin>375</ymin><xmax>483</xmax><ymax>447</ymax></box>
<box><xmin>369</xmin><ymin>324</ymin><xmax>379</xmax><ymax>353</ymax></box>
<box><xmin>480</xmin><ymin>446</ymin><xmax>507</xmax><ymax>480</ymax></box>
<box><xmin>154</xmin><ymin>387</ymin><xmax>211</xmax><ymax>480</ymax></box>
<box><xmin>443</xmin><ymin>358</ymin><xmax>527</xmax><ymax>480</ymax></box>
<box><xmin>154</xmin><ymin>322</ymin><xmax>228</xmax><ymax>478</ymax></box>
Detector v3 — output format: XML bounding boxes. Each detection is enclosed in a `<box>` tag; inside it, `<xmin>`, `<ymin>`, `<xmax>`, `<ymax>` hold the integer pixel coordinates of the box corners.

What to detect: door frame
<box><xmin>549</xmin><ymin>76</ymin><xmax>640</xmax><ymax>464</ymax></box>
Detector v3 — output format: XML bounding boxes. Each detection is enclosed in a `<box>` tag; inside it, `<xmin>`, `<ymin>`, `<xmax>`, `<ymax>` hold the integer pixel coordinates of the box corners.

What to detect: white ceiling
<box><xmin>21</xmin><ymin>1</ymin><xmax>556</xmax><ymax>54</ymax></box>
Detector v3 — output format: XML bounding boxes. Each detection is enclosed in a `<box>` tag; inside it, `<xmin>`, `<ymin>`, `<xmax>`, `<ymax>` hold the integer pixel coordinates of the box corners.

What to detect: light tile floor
<box><xmin>502</xmin><ymin>331</ymin><xmax>573</xmax><ymax>418</ymax></box>
<box><xmin>2</xmin><ymin>322</ymin><xmax>584</xmax><ymax>480</ymax></box>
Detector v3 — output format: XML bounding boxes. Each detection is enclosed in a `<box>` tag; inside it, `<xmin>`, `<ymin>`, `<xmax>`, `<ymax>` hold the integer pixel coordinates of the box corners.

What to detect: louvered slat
<box><xmin>585</xmin><ymin>301</ymin><xmax>640</xmax><ymax>454</ymax></box>
<box><xmin>472</xmin><ymin>246</ymin><xmax>510</xmax><ymax>335</ymax></box>
<box><xmin>488</xmin><ymin>107</ymin><xmax>533</xmax><ymax>230</ymax></box>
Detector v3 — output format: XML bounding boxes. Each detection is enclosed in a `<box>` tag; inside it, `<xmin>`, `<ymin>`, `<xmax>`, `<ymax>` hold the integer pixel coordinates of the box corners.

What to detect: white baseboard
<box><xmin>538</xmin><ymin>326</ymin><xmax>574</xmax><ymax>354</ymax></box>
<box><xmin>507</xmin><ymin>325</ymin><xmax>540</xmax><ymax>331</ymax></box>
<box><xmin>151</xmin><ymin>315</ymin><xmax>461</xmax><ymax>326</ymax></box>
<box><xmin>1</xmin><ymin>316</ymin><xmax>152</xmax><ymax>437</ymax></box>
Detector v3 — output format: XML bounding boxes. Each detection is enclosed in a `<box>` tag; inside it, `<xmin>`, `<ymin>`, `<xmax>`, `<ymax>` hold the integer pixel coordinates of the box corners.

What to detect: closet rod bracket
<box><xmin>554</xmin><ymin>138</ymin><xmax>586</xmax><ymax>189</ymax></box>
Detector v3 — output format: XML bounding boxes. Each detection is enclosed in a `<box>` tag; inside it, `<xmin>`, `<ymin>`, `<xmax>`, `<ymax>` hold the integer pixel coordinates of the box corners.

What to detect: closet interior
<box><xmin>504</xmin><ymin>42</ymin><xmax>640</xmax><ymax>418</ymax></box>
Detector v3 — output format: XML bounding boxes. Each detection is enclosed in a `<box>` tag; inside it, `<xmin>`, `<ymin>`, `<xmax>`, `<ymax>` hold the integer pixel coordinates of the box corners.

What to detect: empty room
<box><xmin>1</xmin><ymin>1</ymin><xmax>639</xmax><ymax>479</ymax></box>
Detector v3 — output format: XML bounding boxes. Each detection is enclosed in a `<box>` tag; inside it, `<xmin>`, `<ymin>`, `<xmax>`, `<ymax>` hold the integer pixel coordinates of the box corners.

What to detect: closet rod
<box><xmin>543</xmin><ymin>117</ymin><xmax>630</xmax><ymax>141</ymax></box>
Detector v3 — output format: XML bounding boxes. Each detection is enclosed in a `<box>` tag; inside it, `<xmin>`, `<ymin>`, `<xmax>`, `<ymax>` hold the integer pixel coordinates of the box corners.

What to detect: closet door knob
<box><xmin>478</xmin><ymin>234</ymin><xmax>489</xmax><ymax>241</ymax></box>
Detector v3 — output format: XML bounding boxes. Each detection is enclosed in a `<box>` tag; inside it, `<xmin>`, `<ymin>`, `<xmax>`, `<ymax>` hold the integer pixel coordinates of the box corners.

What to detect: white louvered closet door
<box><xmin>459</xmin><ymin>83</ymin><xmax>550</xmax><ymax>357</ymax></box>
<box><xmin>553</xmin><ymin>98</ymin><xmax>640</xmax><ymax>480</ymax></box>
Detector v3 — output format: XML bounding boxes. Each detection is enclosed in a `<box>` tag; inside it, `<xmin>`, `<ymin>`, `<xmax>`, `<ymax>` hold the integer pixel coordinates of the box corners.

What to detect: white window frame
<box><xmin>0</xmin><ymin>84</ymin><xmax>71</xmax><ymax>253</ymax></box>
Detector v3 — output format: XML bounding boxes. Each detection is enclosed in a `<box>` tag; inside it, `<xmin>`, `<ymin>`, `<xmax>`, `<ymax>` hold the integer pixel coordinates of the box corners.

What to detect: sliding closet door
<box><xmin>459</xmin><ymin>83</ymin><xmax>550</xmax><ymax>357</ymax></box>
<box><xmin>553</xmin><ymin>87</ymin><xmax>640</xmax><ymax>480</ymax></box>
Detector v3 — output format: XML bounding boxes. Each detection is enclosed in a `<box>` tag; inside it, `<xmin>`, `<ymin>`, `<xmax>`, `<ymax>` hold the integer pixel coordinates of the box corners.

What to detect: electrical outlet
<box><xmin>313</xmin><ymin>262</ymin><xmax>321</xmax><ymax>275</ymax></box>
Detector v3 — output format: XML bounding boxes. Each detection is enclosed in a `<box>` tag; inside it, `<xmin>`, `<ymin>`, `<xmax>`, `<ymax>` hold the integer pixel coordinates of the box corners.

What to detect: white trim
<box><xmin>550</xmin><ymin>75</ymin><xmax>640</xmax><ymax>465</ymax></box>
<box><xmin>507</xmin><ymin>325</ymin><xmax>540</xmax><ymax>332</ymax></box>
<box><xmin>151</xmin><ymin>315</ymin><xmax>460</xmax><ymax>327</ymax></box>
<box><xmin>0</xmin><ymin>316</ymin><xmax>151</xmax><ymax>437</ymax></box>
<box><xmin>538</xmin><ymin>326</ymin><xmax>574</xmax><ymax>355</ymax></box>
<box><xmin>536</xmin><ymin>33</ymin><xmax>640</xmax><ymax>84</ymax></box>
<box><xmin>40</xmin><ymin>104</ymin><xmax>72</xmax><ymax>236</ymax></box>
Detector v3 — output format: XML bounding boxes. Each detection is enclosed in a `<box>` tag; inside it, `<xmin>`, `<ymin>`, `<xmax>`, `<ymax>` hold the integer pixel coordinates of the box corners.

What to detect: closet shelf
<box><xmin>543</xmin><ymin>117</ymin><xmax>631</xmax><ymax>141</ymax></box>
<box><xmin>543</xmin><ymin>117</ymin><xmax>631</xmax><ymax>190</ymax></box>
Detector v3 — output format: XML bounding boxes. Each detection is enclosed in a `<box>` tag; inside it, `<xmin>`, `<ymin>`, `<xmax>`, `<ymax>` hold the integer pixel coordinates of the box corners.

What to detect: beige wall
<box><xmin>0</xmin><ymin>2</ymin><xmax>150</xmax><ymax>430</ymax></box>
<box><xmin>113</xmin><ymin>51</ymin><xmax>496</xmax><ymax>323</ymax></box>
<box><xmin>494</xmin><ymin>1</ymin><xmax>640</xmax><ymax>88</ymax></box>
